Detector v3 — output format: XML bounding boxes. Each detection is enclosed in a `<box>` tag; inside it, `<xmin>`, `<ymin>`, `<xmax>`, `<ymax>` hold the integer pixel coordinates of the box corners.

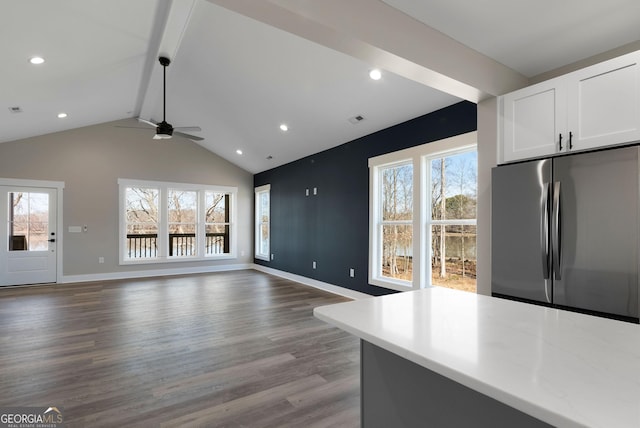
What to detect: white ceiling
<box><xmin>382</xmin><ymin>0</ymin><xmax>640</xmax><ymax>77</ymax></box>
<box><xmin>2</xmin><ymin>0</ymin><xmax>639</xmax><ymax>173</ymax></box>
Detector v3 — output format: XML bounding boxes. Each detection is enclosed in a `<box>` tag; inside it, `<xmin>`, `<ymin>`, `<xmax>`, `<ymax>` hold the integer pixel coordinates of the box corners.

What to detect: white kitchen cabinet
<box><xmin>501</xmin><ymin>50</ymin><xmax>640</xmax><ymax>163</ymax></box>
<box><xmin>502</xmin><ymin>79</ymin><xmax>567</xmax><ymax>162</ymax></box>
<box><xmin>568</xmin><ymin>51</ymin><xmax>640</xmax><ymax>152</ymax></box>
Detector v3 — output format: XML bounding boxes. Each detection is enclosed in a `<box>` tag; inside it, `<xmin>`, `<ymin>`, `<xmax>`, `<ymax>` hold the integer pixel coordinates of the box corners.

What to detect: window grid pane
<box><xmin>168</xmin><ymin>190</ymin><xmax>198</xmax><ymax>257</ymax></box>
<box><xmin>431</xmin><ymin>152</ymin><xmax>477</xmax><ymax>221</ymax></box>
<box><xmin>431</xmin><ymin>222</ymin><xmax>476</xmax><ymax>293</ymax></box>
<box><xmin>381</xmin><ymin>224</ymin><xmax>413</xmax><ymax>282</ymax></box>
<box><xmin>205</xmin><ymin>191</ymin><xmax>230</xmax><ymax>255</ymax></box>
<box><xmin>382</xmin><ymin>163</ymin><xmax>413</xmax><ymax>222</ymax></box>
<box><xmin>125</xmin><ymin>187</ymin><xmax>159</xmax><ymax>259</ymax></box>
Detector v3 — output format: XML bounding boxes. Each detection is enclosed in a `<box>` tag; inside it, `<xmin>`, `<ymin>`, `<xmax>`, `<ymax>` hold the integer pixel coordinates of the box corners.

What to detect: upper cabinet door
<box><xmin>567</xmin><ymin>51</ymin><xmax>640</xmax><ymax>152</ymax></box>
<box><xmin>502</xmin><ymin>79</ymin><xmax>567</xmax><ymax>163</ymax></box>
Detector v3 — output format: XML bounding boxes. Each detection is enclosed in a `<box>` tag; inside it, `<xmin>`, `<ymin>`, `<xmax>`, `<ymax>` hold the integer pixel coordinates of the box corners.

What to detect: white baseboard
<box><xmin>61</xmin><ymin>263</ymin><xmax>252</xmax><ymax>284</ymax></box>
<box><xmin>251</xmin><ymin>264</ymin><xmax>371</xmax><ymax>300</ymax></box>
<box><xmin>61</xmin><ymin>263</ymin><xmax>371</xmax><ymax>301</ymax></box>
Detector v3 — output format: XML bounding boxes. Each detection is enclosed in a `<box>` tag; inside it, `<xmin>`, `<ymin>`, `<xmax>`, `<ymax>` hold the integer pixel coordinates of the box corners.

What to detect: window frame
<box><xmin>254</xmin><ymin>184</ymin><xmax>271</xmax><ymax>261</ymax></box>
<box><xmin>118</xmin><ymin>178</ymin><xmax>237</xmax><ymax>265</ymax></box>
<box><xmin>368</xmin><ymin>131</ymin><xmax>477</xmax><ymax>291</ymax></box>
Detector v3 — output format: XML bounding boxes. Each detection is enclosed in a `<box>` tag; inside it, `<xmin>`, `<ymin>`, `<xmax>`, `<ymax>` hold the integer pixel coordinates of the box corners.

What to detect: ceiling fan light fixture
<box><xmin>117</xmin><ymin>57</ymin><xmax>201</xmax><ymax>141</ymax></box>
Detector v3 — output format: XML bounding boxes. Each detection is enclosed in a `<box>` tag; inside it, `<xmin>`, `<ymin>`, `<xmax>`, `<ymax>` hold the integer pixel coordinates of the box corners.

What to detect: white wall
<box><xmin>0</xmin><ymin>119</ymin><xmax>253</xmax><ymax>282</ymax></box>
<box><xmin>476</xmin><ymin>97</ymin><xmax>498</xmax><ymax>296</ymax></box>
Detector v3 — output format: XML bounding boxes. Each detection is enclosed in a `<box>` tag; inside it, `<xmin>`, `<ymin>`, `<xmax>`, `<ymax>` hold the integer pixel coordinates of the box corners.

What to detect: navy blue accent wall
<box><xmin>254</xmin><ymin>101</ymin><xmax>477</xmax><ymax>296</ymax></box>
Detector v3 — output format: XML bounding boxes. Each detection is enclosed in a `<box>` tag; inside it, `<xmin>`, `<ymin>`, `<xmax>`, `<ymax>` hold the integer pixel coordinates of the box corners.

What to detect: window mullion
<box><xmin>159</xmin><ymin>187</ymin><xmax>168</xmax><ymax>259</ymax></box>
<box><xmin>411</xmin><ymin>156</ymin><xmax>421</xmax><ymax>290</ymax></box>
<box><xmin>423</xmin><ymin>155</ymin><xmax>432</xmax><ymax>289</ymax></box>
<box><xmin>198</xmin><ymin>190</ymin><xmax>205</xmax><ymax>257</ymax></box>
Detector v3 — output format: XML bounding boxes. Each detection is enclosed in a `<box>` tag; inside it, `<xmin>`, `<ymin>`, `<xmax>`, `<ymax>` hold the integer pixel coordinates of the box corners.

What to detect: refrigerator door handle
<box><xmin>552</xmin><ymin>181</ymin><xmax>562</xmax><ymax>280</ymax></box>
<box><xmin>541</xmin><ymin>182</ymin><xmax>550</xmax><ymax>279</ymax></box>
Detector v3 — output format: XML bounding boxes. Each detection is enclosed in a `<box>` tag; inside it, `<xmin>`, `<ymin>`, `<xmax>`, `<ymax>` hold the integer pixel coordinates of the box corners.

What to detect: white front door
<box><xmin>0</xmin><ymin>186</ymin><xmax>58</xmax><ymax>286</ymax></box>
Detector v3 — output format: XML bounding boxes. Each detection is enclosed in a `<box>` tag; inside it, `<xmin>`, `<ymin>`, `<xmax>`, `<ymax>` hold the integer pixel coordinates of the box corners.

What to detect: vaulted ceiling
<box><xmin>2</xmin><ymin>0</ymin><xmax>639</xmax><ymax>173</ymax></box>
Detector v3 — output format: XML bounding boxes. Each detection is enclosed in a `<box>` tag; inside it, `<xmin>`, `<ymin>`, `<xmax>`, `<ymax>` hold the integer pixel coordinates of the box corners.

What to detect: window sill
<box><xmin>369</xmin><ymin>276</ymin><xmax>415</xmax><ymax>292</ymax></box>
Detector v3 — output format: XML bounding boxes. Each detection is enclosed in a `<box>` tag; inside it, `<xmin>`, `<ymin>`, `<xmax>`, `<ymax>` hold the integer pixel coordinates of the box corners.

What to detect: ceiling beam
<box><xmin>138</xmin><ymin>0</ymin><xmax>198</xmax><ymax>121</ymax></box>
<box><xmin>207</xmin><ymin>0</ymin><xmax>527</xmax><ymax>102</ymax></box>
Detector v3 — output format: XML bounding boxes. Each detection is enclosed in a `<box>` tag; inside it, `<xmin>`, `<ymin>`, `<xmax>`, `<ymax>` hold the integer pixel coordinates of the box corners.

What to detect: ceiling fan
<box><xmin>119</xmin><ymin>56</ymin><xmax>203</xmax><ymax>141</ymax></box>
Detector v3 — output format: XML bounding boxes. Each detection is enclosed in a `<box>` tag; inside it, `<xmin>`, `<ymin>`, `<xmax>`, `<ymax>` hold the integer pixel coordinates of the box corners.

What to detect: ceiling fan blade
<box><xmin>174</xmin><ymin>131</ymin><xmax>204</xmax><ymax>141</ymax></box>
<box><xmin>174</xmin><ymin>126</ymin><xmax>201</xmax><ymax>132</ymax></box>
<box><xmin>114</xmin><ymin>125</ymin><xmax>152</xmax><ymax>129</ymax></box>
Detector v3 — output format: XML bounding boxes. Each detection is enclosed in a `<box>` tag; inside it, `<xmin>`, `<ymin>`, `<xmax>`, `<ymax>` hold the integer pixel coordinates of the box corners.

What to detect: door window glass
<box><xmin>8</xmin><ymin>192</ymin><xmax>49</xmax><ymax>251</ymax></box>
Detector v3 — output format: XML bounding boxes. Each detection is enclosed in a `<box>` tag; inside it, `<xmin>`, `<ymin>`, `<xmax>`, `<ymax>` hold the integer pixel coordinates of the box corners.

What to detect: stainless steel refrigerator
<box><xmin>492</xmin><ymin>145</ymin><xmax>640</xmax><ymax>322</ymax></box>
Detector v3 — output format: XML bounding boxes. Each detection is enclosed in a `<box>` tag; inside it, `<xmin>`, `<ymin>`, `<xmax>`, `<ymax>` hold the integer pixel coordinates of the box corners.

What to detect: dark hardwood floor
<box><xmin>0</xmin><ymin>270</ymin><xmax>360</xmax><ymax>427</ymax></box>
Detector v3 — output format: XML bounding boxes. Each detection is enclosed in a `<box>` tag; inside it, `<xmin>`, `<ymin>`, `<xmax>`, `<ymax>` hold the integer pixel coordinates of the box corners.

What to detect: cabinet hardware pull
<box><xmin>559</xmin><ymin>133</ymin><xmax>563</xmax><ymax>151</ymax></box>
<box><xmin>569</xmin><ymin>132</ymin><xmax>573</xmax><ymax>150</ymax></box>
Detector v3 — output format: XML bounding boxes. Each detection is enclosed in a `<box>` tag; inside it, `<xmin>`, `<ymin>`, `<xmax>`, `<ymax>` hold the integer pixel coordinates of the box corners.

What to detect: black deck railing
<box><xmin>126</xmin><ymin>233</ymin><xmax>227</xmax><ymax>258</ymax></box>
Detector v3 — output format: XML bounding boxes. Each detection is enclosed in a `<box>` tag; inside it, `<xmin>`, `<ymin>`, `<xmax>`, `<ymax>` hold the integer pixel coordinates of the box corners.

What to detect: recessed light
<box><xmin>236</xmin><ymin>149</ymin><xmax>243</xmax><ymax>155</ymax></box>
<box><xmin>279</xmin><ymin>124</ymin><xmax>289</xmax><ymax>132</ymax></box>
<box><xmin>369</xmin><ymin>69</ymin><xmax>382</xmax><ymax>80</ymax></box>
<box><xmin>57</xmin><ymin>113</ymin><xmax>67</xmax><ymax>118</ymax></box>
<box><xmin>29</xmin><ymin>56</ymin><xmax>45</xmax><ymax>65</ymax></box>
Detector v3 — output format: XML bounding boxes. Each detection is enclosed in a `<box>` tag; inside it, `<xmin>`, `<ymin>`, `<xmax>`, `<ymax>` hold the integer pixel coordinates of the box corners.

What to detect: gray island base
<box><xmin>362</xmin><ymin>340</ymin><xmax>551</xmax><ymax>427</ymax></box>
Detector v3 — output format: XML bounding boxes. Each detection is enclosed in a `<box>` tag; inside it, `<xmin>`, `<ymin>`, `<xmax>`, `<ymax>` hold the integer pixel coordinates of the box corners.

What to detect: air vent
<box><xmin>348</xmin><ymin>115</ymin><xmax>365</xmax><ymax>124</ymax></box>
<box><xmin>8</xmin><ymin>106</ymin><xmax>23</xmax><ymax>113</ymax></box>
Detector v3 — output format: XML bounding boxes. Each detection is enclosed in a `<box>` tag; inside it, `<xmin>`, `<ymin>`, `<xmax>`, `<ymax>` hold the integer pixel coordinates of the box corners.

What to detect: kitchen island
<box><xmin>314</xmin><ymin>287</ymin><xmax>640</xmax><ymax>428</ymax></box>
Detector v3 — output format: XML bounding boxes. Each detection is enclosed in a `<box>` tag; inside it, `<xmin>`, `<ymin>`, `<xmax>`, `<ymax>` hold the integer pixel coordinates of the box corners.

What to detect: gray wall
<box><xmin>0</xmin><ymin>120</ymin><xmax>253</xmax><ymax>279</ymax></box>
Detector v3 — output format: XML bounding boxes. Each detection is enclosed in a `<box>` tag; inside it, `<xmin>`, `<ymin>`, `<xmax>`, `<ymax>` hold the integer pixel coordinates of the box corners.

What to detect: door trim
<box><xmin>0</xmin><ymin>178</ymin><xmax>64</xmax><ymax>285</ymax></box>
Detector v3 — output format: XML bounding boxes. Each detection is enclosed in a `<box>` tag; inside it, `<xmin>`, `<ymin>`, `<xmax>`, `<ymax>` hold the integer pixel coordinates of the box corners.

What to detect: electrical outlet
<box><xmin>312</xmin><ymin>261</ymin><xmax>317</xmax><ymax>269</ymax></box>
<box><xmin>98</xmin><ymin>257</ymin><xmax>104</xmax><ymax>264</ymax></box>
<box><xmin>350</xmin><ymin>268</ymin><xmax>355</xmax><ymax>278</ymax></box>
<box><xmin>271</xmin><ymin>254</ymin><xmax>274</xmax><ymax>260</ymax></box>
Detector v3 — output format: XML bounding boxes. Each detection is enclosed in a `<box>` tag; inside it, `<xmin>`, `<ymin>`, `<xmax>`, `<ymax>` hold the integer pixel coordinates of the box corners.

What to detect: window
<box><xmin>119</xmin><ymin>179</ymin><xmax>236</xmax><ymax>264</ymax></box>
<box><xmin>428</xmin><ymin>151</ymin><xmax>477</xmax><ymax>293</ymax></box>
<box><xmin>379</xmin><ymin>162</ymin><xmax>414</xmax><ymax>285</ymax></box>
<box><xmin>255</xmin><ymin>184</ymin><xmax>270</xmax><ymax>261</ymax></box>
<box><xmin>206</xmin><ymin>191</ymin><xmax>231</xmax><ymax>255</ymax></box>
<box><xmin>369</xmin><ymin>132</ymin><xmax>477</xmax><ymax>292</ymax></box>
<box><xmin>168</xmin><ymin>189</ymin><xmax>197</xmax><ymax>257</ymax></box>
<box><xmin>125</xmin><ymin>186</ymin><xmax>159</xmax><ymax>258</ymax></box>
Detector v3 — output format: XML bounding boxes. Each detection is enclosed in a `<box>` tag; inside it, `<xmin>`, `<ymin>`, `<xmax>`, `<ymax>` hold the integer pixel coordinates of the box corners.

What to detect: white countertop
<box><xmin>314</xmin><ymin>287</ymin><xmax>640</xmax><ymax>428</ymax></box>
